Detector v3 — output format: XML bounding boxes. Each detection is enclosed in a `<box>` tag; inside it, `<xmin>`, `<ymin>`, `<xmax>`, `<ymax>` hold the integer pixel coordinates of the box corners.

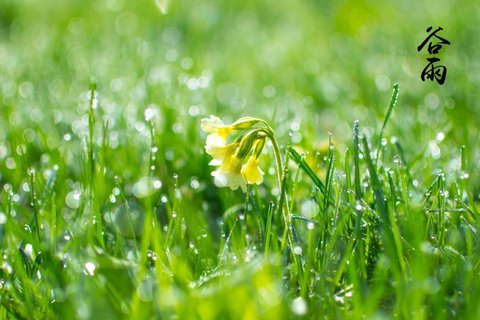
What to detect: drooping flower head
<box><xmin>201</xmin><ymin>115</ymin><xmax>269</xmax><ymax>192</ymax></box>
<box><xmin>201</xmin><ymin>115</ymin><xmax>297</xmax><ymax>253</ymax></box>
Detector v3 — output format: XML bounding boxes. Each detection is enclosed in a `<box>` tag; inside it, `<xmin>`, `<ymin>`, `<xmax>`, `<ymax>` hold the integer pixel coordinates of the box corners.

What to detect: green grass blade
<box><xmin>353</xmin><ymin>121</ymin><xmax>362</xmax><ymax>200</ymax></box>
<box><xmin>361</xmin><ymin>135</ymin><xmax>400</xmax><ymax>276</ymax></box>
<box><xmin>377</xmin><ymin>83</ymin><xmax>399</xmax><ymax>163</ymax></box>
<box><xmin>288</xmin><ymin>146</ymin><xmax>326</xmax><ymax>193</ymax></box>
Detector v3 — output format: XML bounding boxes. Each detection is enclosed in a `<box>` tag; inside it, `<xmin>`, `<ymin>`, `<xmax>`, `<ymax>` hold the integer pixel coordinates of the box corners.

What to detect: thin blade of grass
<box><xmin>362</xmin><ymin>135</ymin><xmax>401</xmax><ymax>276</ymax></box>
<box><xmin>376</xmin><ymin>83</ymin><xmax>399</xmax><ymax>164</ymax></box>
<box><xmin>353</xmin><ymin>121</ymin><xmax>362</xmax><ymax>200</ymax></box>
<box><xmin>323</xmin><ymin>133</ymin><xmax>336</xmax><ymax>211</ymax></box>
<box><xmin>288</xmin><ymin>147</ymin><xmax>334</xmax><ymax>205</ymax></box>
<box><xmin>288</xmin><ymin>146</ymin><xmax>325</xmax><ymax>192</ymax></box>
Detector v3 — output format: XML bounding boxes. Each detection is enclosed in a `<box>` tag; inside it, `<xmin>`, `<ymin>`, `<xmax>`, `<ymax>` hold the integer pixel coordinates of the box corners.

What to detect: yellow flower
<box><xmin>207</xmin><ymin>142</ymin><xmax>238</xmax><ymax>166</ymax></box>
<box><xmin>212</xmin><ymin>154</ymin><xmax>246</xmax><ymax>191</ymax></box>
<box><xmin>202</xmin><ymin>115</ymin><xmax>269</xmax><ymax>192</ymax></box>
<box><xmin>241</xmin><ymin>155</ymin><xmax>264</xmax><ymax>185</ymax></box>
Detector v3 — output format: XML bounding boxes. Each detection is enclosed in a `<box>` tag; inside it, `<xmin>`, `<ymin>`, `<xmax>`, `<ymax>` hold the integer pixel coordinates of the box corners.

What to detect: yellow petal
<box><xmin>241</xmin><ymin>156</ymin><xmax>264</xmax><ymax>185</ymax></box>
<box><xmin>212</xmin><ymin>170</ymin><xmax>246</xmax><ymax>191</ymax></box>
<box><xmin>207</xmin><ymin>141</ymin><xmax>237</xmax><ymax>161</ymax></box>
<box><xmin>217</xmin><ymin>127</ymin><xmax>233</xmax><ymax>139</ymax></box>
<box><xmin>200</xmin><ymin>115</ymin><xmax>224</xmax><ymax>133</ymax></box>
<box><xmin>210</xmin><ymin>154</ymin><xmax>247</xmax><ymax>191</ymax></box>
<box><xmin>201</xmin><ymin>115</ymin><xmax>233</xmax><ymax>140</ymax></box>
<box><xmin>221</xmin><ymin>154</ymin><xmax>243</xmax><ymax>174</ymax></box>
<box><xmin>205</xmin><ymin>133</ymin><xmax>226</xmax><ymax>153</ymax></box>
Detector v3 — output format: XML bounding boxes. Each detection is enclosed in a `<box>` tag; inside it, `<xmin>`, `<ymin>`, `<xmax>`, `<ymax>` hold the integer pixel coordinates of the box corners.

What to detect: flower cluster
<box><xmin>201</xmin><ymin>115</ymin><xmax>269</xmax><ymax>192</ymax></box>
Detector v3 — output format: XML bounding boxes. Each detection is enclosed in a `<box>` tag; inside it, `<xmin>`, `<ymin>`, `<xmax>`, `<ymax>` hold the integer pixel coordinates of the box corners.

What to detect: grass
<box><xmin>1</xmin><ymin>0</ymin><xmax>480</xmax><ymax>319</ymax></box>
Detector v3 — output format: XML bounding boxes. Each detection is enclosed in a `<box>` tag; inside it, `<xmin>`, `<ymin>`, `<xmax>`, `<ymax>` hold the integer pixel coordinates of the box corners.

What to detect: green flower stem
<box><xmin>267</xmin><ymin>131</ymin><xmax>295</xmax><ymax>252</ymax></box>
<box><xmin>233</xmin><ymin>117</ymin><xmax>295</xmax><ymax>253</ymax></box>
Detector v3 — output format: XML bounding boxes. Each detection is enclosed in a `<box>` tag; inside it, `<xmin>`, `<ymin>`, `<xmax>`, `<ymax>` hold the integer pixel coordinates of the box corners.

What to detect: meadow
<box><xmin>1</xmin><ymin>0</ymin><xmax>480</xmax><ymax>319</ymax></box>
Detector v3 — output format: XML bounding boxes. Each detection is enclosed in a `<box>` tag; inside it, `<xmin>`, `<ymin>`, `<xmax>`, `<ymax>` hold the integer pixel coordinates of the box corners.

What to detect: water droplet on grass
<box><xmin>66</xmin><ymin>190</ymin><xmax>82</xmax><ymax>209</ymax></box>
<box><xmin>460</xmin><ymin>172</ymin><xmax>469</xmax><ymax>180</ymax></box>
<box><xmin>84</xmin><ymin>262</ymin><xmax>96</xmax><ymax>276</ymax></box>
<box><xmin>271</xmin><ymin>188</ymin><xmax>280</xmax><ymax>196</ymax></box>
<box><xmin>293</xmin><ymin>246</ymin><xmax>303</xmax><ymax>255</ymax></box>
<box><xmin>22</xmin><ymin>182</ymin><xmax>30</xmax><ymax>192</ymax></box>
<box><xmin>25</xmin><ymin>244</ymin><xmax>34</xmax><ymax>260</ymax></box>
<box><xmin>428</xmin><ymin>141</ymin><xmax>441</xmax><ymax>159</ymax></box>
<box><xmin>5</xmin><ymin>157</ymin><xmax>16</xmax><ymax>170</ymax></box>
<box><xmin>2</xmin><ymin>262</ymin><xmax>13</xmax><ymax>274</ymax></box>
<box><xmin>0</xmin><ymin>212</ymin><xmax>6</xmax><ymax>225</ymax></box>
<box><xmin>291</xmin><ymin>297</ymin><xmax>307</xmax><ymax>315</ymax></box>
<box><xmin>190</xmin><ymin>178</ymin><xmax>200</xmax><ymax>189</ymax></box>
<box><xmin>436</xmin><ymin>132</ymin><xmax>445</xmax><ymax>142</ymax></box>
<box><xmin>153</xmin><ymin>179</ymin><xmax>162</xmax><ymax>189</ymax></box>
<box><xmin>355</xmin><ymin>202</ymin><xmax>363</xmax><ymax>211</ymax></box>
<box><xmin>133</xmin><ymin>177</ymin><xmax>154</xmax><ymax>198</ymax></box>
<box><xmin>144</xmin><ymin>107</ymin><xmax>158</xmax><ymax>122</ymax></box>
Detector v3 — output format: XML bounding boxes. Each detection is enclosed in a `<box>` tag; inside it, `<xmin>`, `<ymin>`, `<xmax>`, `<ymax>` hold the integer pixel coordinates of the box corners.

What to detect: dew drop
<box><xmin>153</xmin><ymin>179</ymin><xmax>162</xmax><ymax>189</ymax></box>
<box><xmin>0</xmin><ymin>212</ymin><xmax>6</xmax><ymax>224</ymax></box>
<box><xmin>65</xmin><ymin>190</ymin><xmax>82</xmax><ymax>209</ymax></box>
<box><xmin>190</xmin><ymin>178</ymin><xmax>200</xmax><ymax>189</ymax></box>
<box><xmin>84</xmin><ymin>262</ymin><xmax>96</xmax><ymax>276</ymax></box>
<box><xmin>460</xmin><ymin>172</ymin><xmax>469</xmax><ymax>180</ymax></box>
<box><xmin>355</xmin><ymin>203</ymin><xmax>363</xmax><ymax>211</ymax></box>
<box><xmin>291</xmin><ymin>297</ymin><xmax>308</xmax><ymax>316</ymax></box>
<box><xmin>161</xmin><ymin>195</ymin><xmax>168</xmax><ymax>203</ymax></box>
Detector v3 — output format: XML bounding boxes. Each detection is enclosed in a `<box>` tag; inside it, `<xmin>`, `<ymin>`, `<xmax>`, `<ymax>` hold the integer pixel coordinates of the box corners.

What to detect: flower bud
<box><xmin>231</xmin><ymin>117</ymin><xmax>262</xmax><ymax>130</ymax></box>
<box><xmin>235</xmin><ymin>130</ymin><xmax>259</xmax><ymax>159</ymax></box>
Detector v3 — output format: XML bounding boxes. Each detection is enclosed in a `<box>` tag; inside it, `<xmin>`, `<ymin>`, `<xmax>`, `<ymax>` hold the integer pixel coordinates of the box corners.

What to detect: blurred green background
<box><xmin>1</xmin><ymin>0</ymin><xmax>479</xmax><ymax>146</ymax></box>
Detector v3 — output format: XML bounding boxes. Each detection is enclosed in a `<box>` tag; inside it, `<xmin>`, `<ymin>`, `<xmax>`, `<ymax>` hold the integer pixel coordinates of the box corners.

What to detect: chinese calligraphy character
<box><xmin>421</xmin><ymin>57</ymin><xmax>447</xmax><ymax>85</ymax></box>
<box><xmin>417</xmin><ymin>26</ymin><xmax>451</xmax><ymax>54</ymax></box>
<box><xmin>418</xmin><ymin>26</ymin><xmax>450</xmax><ymax>85</ymax></box>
